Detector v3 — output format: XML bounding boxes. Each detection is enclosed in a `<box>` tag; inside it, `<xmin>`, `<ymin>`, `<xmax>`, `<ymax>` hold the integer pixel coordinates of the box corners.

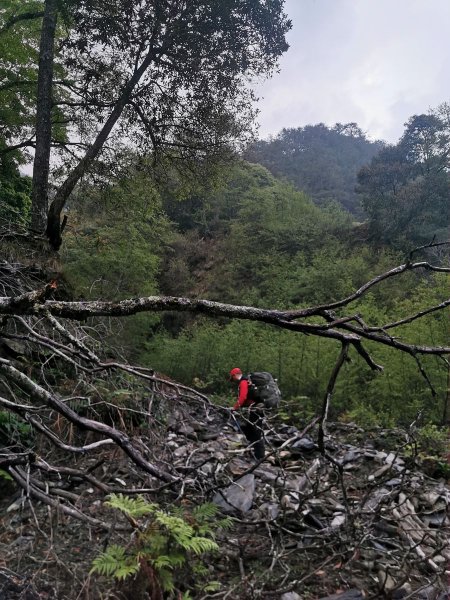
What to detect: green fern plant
<box><xmin>91</xmin><ymin>494</ymin><xmax>232</xmax><ymax>596</ymax></box>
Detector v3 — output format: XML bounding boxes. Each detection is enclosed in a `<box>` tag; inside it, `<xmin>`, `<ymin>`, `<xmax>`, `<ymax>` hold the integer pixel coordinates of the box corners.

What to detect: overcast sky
<box><xmin>254</xmin><ymin>0</ymin><xmax>450</xmax><ymax>144</ymax></box>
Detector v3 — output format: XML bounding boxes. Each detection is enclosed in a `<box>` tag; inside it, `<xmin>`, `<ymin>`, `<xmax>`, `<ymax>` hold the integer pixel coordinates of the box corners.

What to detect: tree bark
<box><xmin>30</xmin><ymin>0</ymin><xmax>57</xmax><ymax>234</ymax></box>
<box><xmin>46</xmin><ymin>48</ymin><xmax>156</xmax><ymax>249</ymax></box>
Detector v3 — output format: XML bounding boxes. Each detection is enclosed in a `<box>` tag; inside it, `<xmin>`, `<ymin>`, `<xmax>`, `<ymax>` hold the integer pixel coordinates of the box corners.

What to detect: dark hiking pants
<box><xmin>240</xmin><ymin>408</ymin><xmax>265</xmax><ymax>460</ymax></box>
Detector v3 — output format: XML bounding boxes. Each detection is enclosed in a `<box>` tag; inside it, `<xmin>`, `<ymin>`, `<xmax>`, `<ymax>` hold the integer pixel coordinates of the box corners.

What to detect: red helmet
<box><xmin>229</xmin><ymin>367</ymin><xmax>242</xmax><ymax>380</ymax></box>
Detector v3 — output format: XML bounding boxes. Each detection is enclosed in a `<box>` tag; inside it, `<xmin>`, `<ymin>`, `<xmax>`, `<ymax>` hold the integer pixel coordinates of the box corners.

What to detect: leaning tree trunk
<box><xmin>46</xmin><ymin>48</ymin><xmax>156</xmax><ymax>250</ymax></box>
<box><xmin>30</xmin><ymin>0</ymin><xmax>57</xmax><ymax>234</ymax></box>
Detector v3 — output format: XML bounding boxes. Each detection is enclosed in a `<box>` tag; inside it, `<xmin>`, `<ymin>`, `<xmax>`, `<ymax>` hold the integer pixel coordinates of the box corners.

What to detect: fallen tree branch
<box><xmin>318</xmin><ymin>343</ymin><xmax>350</xmax><ymax>453</ymax></box>
<box><xmin>0</xmin><ymin>358</ymin><xmax>177</xmax><ymax>483</ymax></box>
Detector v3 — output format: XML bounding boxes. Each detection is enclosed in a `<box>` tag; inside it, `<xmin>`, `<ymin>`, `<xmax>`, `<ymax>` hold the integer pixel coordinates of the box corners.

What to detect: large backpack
<box><xmin>247</xmin><ymin>372</ymin><xmax>281</xmax><ymax>409</ymax></box>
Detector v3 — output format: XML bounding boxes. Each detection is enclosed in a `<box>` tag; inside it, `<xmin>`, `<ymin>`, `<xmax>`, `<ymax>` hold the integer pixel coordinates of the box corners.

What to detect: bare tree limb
<box><xmin>0</xmin><ymin>358</ymin><xmax>176</xmax><ymax>483</ymax></box>
<box><xmin>284</xmin><ymin>254</ymin><xmax>450</xmax><ymax>318</ymax></box>
<box><xmin>318</xmin><ymin>343</ymin><xmax>350</xmax><ymax>453</ymax></box>
<box><xmin>363</xmin><ymin>298</ymin><xmax>450</xmax><ymax>332</ymax></box>
<box><xmin>0</xmin><ymin>289</ymin><xmax>448</xmax><ymax>368</ymax></box>
<box><xmin>8</xmin><ymin>466</ymin><xmax>116</xmax><ymax>529</ymax></box>
<box><xmin>0</xmin><ymin>10</ymin><xmax>44</xmax><ymax>34</ymax></box>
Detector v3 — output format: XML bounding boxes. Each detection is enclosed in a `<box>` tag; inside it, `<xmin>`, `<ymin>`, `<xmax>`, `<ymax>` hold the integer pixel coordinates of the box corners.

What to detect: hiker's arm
<box><xmin>232</xmin><ymin>379</ymin><xmax>249</xmax><ymax>410</ymax></box>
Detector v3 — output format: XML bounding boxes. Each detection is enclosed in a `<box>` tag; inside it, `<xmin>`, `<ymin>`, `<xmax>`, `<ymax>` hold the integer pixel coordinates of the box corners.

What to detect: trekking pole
<box><xmin>229</xmin><ymin>410</ymin><xmax>241</xmax><ymax>432</ymax></box>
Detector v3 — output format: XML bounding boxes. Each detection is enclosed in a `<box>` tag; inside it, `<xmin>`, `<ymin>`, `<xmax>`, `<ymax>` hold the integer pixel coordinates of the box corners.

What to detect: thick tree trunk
<box><xmin>30</xmin><ymin>0</ymin><xmax>57</xmax><ymax>234</ymax></box>
<box><xmin>46</xmin><ymin>48</ymin><xmax>156</xmax><ymax>250</ymax></box>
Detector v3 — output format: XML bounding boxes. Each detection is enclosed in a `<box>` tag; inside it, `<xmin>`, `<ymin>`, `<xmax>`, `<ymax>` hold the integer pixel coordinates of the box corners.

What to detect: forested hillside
<box><xmin>244</xmin><ymin>123</ymin><xmax>383</xmax><ymax>215</ymax></box>
<box><xmin>57</xmin><ymin>157</ymin><xmax>449</xmax><ymax>428</ymax></box>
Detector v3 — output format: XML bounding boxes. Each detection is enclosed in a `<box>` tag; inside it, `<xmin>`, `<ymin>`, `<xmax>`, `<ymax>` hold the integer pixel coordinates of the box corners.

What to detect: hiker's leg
<box><xmin>240</xmin><ymin>420</ymin><xmax>263</xmax><ymax>458</ymax></box>
<box><xmin>247</xmin><ymin>411</ymin><xmax>265</xmax><ymax>459</ymax></box>
<box><xmin>252</xmin><ymin>436</ymin><xmax>265</xmax><ymax>460</ymax></box>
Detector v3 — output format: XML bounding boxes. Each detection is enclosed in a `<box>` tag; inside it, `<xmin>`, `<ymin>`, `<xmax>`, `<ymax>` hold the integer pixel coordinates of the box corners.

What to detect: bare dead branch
<box><xmin>0</xmin><ymin>285</ymin><xmax>447</xmax><ymax>375</ymax></box>
<box><xmin>364</xmin><ymin>298</ymin><xmax>450</xmax><ymax>332</ymax></box>
<box><xmin>0</xmin><ymin>451</ymin><xmax>35</xmax><ymax>469</ymax></box>
<box><xmin>8</xmin><ymin>466</ymin><xmax>116</xmax><ymax>529</ymax></box>
<box><xmin>318</xmin><ymin>343</ymin><xmax>350</xmax><ymax>453</ymax></box>
<box><xmin>407</xmin><ymin>239</ymin><xmax>450</xmax><ymax>261</ymax></box>
<box><xmin>284</xmin><ymin>253</ymin><xmax>450</xmax><ymax>318</ymax></box>
<box><xmin>0</xmin><ymin>358</ymin><xmax>176</xmax><ymax>483</ymax></box>
<box><xmin>25</xmin><ymin>413</ymin><xmax>116</xmax><ymax>453</ymax></box>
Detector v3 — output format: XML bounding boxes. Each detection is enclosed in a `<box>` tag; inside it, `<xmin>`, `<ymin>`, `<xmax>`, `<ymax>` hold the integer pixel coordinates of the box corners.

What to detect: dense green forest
<box><xmin>244</xmin><ymin>122</ymin><xmax>384</xmax><ymax>216</ymax></box>
<box><xmin>49</xmin><ymin>106</ymin><xmax>447</xmax><ymax>429</ymax></box>
<box><xmin>55</xmin><ymin>148</ymin><xmax>448</xmax><ymax>428</ymax></box>
<box><xmin>2</xmin><ymin>88</ymin><xmax>449</xmax><ymax>428</ymax></box>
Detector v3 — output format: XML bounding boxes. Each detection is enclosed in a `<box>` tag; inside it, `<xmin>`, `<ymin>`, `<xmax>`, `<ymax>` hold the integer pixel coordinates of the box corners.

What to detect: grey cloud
<box><xmin>255</xmin><ymin>0</ymin><xmax>450</xmax><ymax>142</ymax></box>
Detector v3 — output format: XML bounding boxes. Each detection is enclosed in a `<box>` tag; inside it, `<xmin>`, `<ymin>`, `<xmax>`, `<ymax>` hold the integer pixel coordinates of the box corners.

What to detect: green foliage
<box><xmin>277</xmin><ymin>395</ymin><xmax>316</xmax><ymax>424</ymax></box>
<box><xmin>0</xmin><ymin>141</ymin><xmax>31</xmax><ymax>225</ymax></box>
<box><xmin>244</xmin><ymin>123</ymin><xmax>383</xmax><ymax>215</ymax></box>
<box><xmin>92</xmin><ymin>495</ymin><xmax>232</xmax><ymax>595</ymax></box>
<box><xmin>403</xmin><ymin>423</ymin><xmax>450</xmax><ymax>479</ymax></box>
<box><xmin>0</xmin><ymin>1</ymin><xmax>69</xmax><ymax>157</ymax></box>
<box><xmin>62</xmin><ymin>169</ymin><xmax>174</xmax><ymax>353</ymax></box>
<box><xmin>105</xmin><ymin>493</ymin><xmax>156</xmax><ymax>519</ymax></box>
<box><xmin>357</xmin><ymin>105</ymin><xmax>450</xmax><ymax>247</ymax></box>
<box><xmin>145</xmin><ymin>266</ymin><xmax>448</xmax><ymax>428</ymax></box>
<box><xmin>415</xmin><ymin>423</ymin><xmax>448</xmax><ymax>457</ymax></box>
<box><xmin>0</xmin><ymin>0</ymin><xmax>41</xmax><ymax>144</ymax></box>
<box><xmin>0</xmin><ymin>469</ymin><xmax>13</xmax><ymax>481</ymax></box>
<box><xmin>159</xmin><ymin>162</ymin><xmax>353</xmax><ymax>308</ymax></box>
<box><xmin>0</xmin><ymin>410</ymin><xmax>32</xmax><ymax>444</ymax></box>
<box><xmin>91</xmin><ymin>545</ymin><xmax>140</xmax><ymax>581</ymax></box>
<box><xmin>63</xmin><ymin>171</ymin><xmax>171</xmax><ymax>299</ymax></box>
<box><xmin>340</xmin><ymin>403</ymin><xmax>394</xmax><ymax>429</ymax></box>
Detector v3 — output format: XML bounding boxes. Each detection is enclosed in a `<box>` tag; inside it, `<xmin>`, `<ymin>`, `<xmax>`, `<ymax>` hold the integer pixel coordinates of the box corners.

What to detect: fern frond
<box><xmin>93</xmin><ymin>499</ymin><xmax>223</xmax><ymax>592</ymax></box>
<box><xmin>140</xmin><ymin>532</ymin><xmax>167</xmax><ymax>555</ymax></box>
<box><xmin>105</xmin><ymin>493</ymin><xmax>156</xmax><ymax>518</ymax></box>
<box><xmin>158</xmin><ymin>568</ymin><xmax>175</xmax><ymax>592</ymax></box>
<box><xmin>114</xmin><ymin>564</ymin><xmax>140</xmax><ymax>580</ymax></box>
<box><xmin>193</xmin><ymin>563</ymin><xmax>209</xmax><ymax>577</ymax></box>
<box><xmin>90</xmin><ymin>545</ymin><xmax>139</xmax><ymax>580</ymax></box>
<box><xmin>155</xmin><ymin>512</ymin><xmax>194</xmax><ymax>542</ymax></box>
<box><xmin>171</xmin><ymin>505</ymin><xmax>185</xmax><ymax>518</ymax></box>
<box><xmin>218</xmin><ymin>516</ymin><xmax>234</xmax><ymax>528</ymax></box>
<box><xmin>163</xmin><ymin>552</ymin><xmax>185</xmax><ymax>568</ymax></box>
<box><xmin>202</xmin><ymin>581</ymin><xmax>222</xmax><ymax>592</ymax></box>
<box><xmin>188</xmin><ymin>537</ymin><xmax>219</xmax><ymax>555</ymax></box>
<box><xmin>152</xmin><ymin>555</ymin><xmax>175</xmax><ymax>570</ymax></box>
<box><xmin>193</xmin><ymin>502</ymin><xmax>219</xmax><ymax>521</ymax></box>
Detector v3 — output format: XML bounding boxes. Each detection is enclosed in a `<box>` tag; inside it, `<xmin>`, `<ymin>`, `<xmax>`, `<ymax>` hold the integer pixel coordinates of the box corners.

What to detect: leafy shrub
<box><xmin>415</xmin><ymin>423</ymin><xmax>448</xmax><ymax>457</ymax></box>
<box><xmin>277</xmin><ymin>395</ymin><xmax>315</xmax><ymax>425</ymax></box>
<box><xmin>0</xmin><ymin>410</ymin><xmax>31</xmax><ymax>444</ymax></box>
<box><xmin>339</xmin><ymin>403</ymin><xmax>395</xmax><ymax>429</ymax></box>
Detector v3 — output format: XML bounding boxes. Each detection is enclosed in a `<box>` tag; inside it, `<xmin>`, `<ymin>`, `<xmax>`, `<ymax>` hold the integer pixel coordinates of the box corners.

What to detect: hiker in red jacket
<box><xmin>229</xmin><ymin>367</ymin><xmax>265</xmax><ymax>460</ymax></box>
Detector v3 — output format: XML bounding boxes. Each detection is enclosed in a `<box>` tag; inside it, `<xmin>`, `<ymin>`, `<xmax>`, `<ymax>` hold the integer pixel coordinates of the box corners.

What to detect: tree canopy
<box><xmin>0</xmin><ymin>0</ymin><xmax>291</xmax><ymax>247</ymax></box>
<box><xmin>357</xmin><ymin>105</ymin><xmax>450</xmax><ymax>247</ymax></box>
<box><xmin>244</xmin><ymin>122</ymin><xmax>383</xmax><ymax>215</ymax></box>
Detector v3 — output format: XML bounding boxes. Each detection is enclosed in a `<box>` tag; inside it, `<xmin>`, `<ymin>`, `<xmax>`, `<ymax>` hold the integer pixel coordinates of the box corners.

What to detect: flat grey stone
<box><xmin>212</xmin><ymin>474</ymin><xmax>255</xmax><ymax>514</ymax></box>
